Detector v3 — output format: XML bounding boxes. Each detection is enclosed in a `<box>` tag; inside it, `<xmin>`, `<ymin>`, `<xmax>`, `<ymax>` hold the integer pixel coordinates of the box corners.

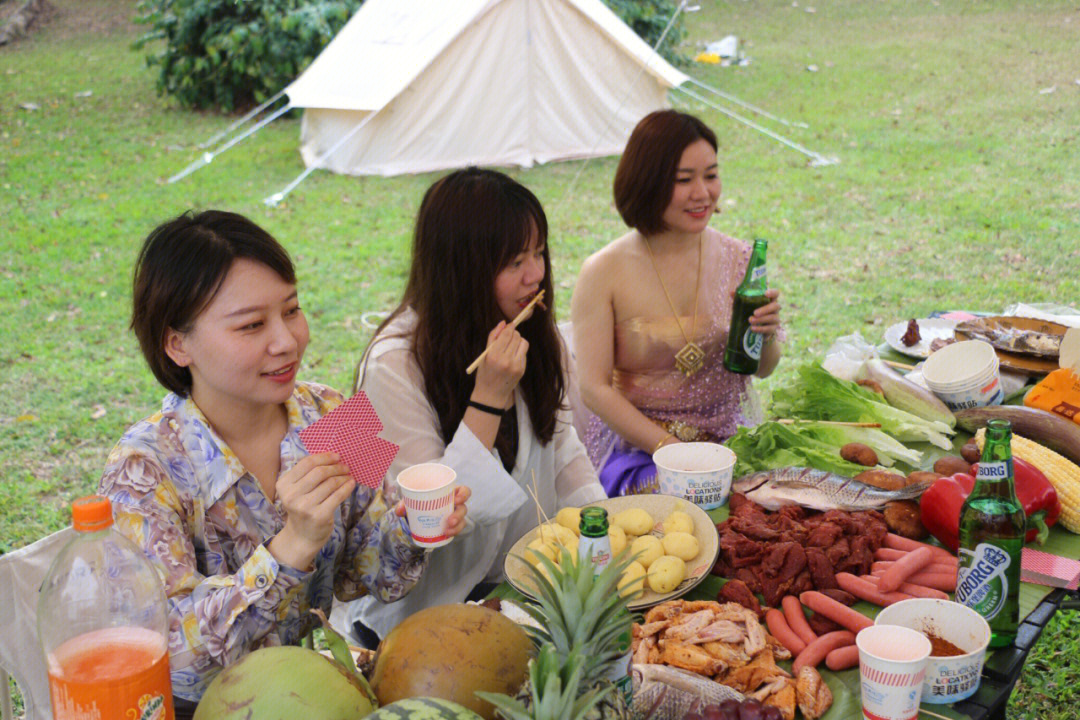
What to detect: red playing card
<box><xmin>334</xmin><ymin>433</ymin><xmax>400</xmax><ymax>489</ymax></box>
<box><xmin>298</xmin><ymin>391</ymin><xmax>399</xmax><ymax>488</ymax></box>
<box><xmin>1021</xmin><ymin>547</ymin><xmax>1080</xmax><ymax>590</ymax></box>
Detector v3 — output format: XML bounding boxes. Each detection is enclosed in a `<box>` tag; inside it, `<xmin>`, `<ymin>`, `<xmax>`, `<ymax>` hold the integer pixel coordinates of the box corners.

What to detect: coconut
<box><xmin>369</xmin><ymin>603</ymin><xmax>532</xmax><ymax>720</ymax></box>
<box><xmin>194</xmin><ymin>645</ymin><xmax>376</xmax><ymax>719</ymax></box>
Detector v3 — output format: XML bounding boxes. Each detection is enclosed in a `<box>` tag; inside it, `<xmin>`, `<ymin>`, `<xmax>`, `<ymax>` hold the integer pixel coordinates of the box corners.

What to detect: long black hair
<box><xmin>370</xmin><ymin>168</ymin><xmax>565</xmax><ymax>466</ymax></box>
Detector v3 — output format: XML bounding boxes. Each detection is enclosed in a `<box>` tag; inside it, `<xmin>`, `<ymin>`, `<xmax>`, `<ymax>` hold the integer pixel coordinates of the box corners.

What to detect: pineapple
<box><xmin>495</xmin><ymin>547</ymin><xmax>635</xmax><ymax>720</ymax></box>
<box><xmin>477</xmin><ymin>645</ymin><xmax>612</xmax><ymax>720</ymax></box>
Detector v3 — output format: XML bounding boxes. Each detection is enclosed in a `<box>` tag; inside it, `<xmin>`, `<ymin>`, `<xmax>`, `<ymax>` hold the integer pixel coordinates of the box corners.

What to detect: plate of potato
<box><xmin>503</xmin><ymin>494</ymin><xmax>720</xmax><ymax>610</ymax></box>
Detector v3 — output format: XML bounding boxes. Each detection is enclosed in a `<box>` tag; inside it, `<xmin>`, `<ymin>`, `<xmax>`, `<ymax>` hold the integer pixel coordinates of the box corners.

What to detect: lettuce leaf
<box><xmin>725</xmin><ymin>421</ymin><xmax>875</xmax><ymax>478</ymax></box>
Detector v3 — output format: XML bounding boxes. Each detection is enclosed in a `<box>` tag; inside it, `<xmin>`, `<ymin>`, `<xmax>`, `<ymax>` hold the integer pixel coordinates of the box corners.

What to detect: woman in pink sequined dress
<box><xmin>571</xmin><ymin>110</ymin><xmax>784</xmax><ymax>496</ymax></box>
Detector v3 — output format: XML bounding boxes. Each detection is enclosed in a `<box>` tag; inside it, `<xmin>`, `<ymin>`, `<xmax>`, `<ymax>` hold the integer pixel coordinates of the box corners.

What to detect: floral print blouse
<box><xmin>98</xmin><ymin>381</ymin><xmax>426</xmax><ymax>702</ymax></box>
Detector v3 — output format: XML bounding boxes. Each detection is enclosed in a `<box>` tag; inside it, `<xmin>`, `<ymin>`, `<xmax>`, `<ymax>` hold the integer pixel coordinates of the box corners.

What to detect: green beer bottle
<box><xmin>578</xmin><ymin>507</ymin><xmax>612</xmax><ymax>575</ymax></box>
<box><xmin>723</xmin><ymin>239</ymin><xmax>769</xmax><ymax>375</ymax></box>
<box><xmin>956</xmin><ymin>419</ymin><xmax>1025</xmax><ymax>647</ymax></box>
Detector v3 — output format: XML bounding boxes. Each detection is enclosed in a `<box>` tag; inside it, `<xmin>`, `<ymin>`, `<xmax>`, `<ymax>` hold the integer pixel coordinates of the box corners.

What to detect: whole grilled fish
<box><xmin>956</xmin><ymin>320</ymin><xmax>1062</xmax><ymax>358</ymax></box>
<box><xmin>733</xmin><ymin>467</ymin><xmax>932</xmax><ymax>512</ymax></box>
<box><xmin>631</xmin><ymin>664</ymin><xmax>745</xmax><ymax>719</ymax></box>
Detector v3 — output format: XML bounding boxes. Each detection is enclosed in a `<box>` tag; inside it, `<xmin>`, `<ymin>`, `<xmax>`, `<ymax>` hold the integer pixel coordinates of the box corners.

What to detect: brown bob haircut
<box><xmin>131</xmin><ymin>210</ymin><xmax>296</xmax><ymax>396</ymax></box>
<box><xmin>371</xmin><ymin>168</ymin><xmax>565</xmax><ymax>462</ymax></box>
<box><xmin>613</xmin><ymin>110</ymin><xmax>718</xmax><ymax>236</ymax></box>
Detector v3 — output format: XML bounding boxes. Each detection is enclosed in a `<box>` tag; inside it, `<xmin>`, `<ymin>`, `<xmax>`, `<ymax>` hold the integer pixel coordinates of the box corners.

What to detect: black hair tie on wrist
<box><xmin>468</xmin><ymin>400</ymin><xmax>508</xmax><ymax>417</ymax></box>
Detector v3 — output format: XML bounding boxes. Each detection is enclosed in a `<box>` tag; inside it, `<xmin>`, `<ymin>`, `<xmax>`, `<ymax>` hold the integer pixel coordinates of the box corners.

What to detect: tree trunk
<box><xmin>0</xmin><ymin>0</ymin><xmax>54</xmax><ymax>46</ymax></box>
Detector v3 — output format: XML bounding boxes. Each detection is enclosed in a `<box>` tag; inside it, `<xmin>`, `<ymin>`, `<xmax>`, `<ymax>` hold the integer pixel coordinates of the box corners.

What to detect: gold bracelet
<box><xmin>653</xmin><ymin>433</ymin><xmax>674</xmax><ymax>455</ymax></box>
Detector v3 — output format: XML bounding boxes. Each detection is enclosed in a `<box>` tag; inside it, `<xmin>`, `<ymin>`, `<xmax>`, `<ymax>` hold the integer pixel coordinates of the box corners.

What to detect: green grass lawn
<box><xmin>2</xmin><ymin>0</ymin><xmax>1079</xmax><ymax>716</ymax></box>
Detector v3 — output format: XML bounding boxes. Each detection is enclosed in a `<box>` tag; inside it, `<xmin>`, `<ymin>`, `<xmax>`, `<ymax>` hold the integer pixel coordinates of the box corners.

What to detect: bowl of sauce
<box><xmin>875</xmin><ymin>598</ymin><xmax>991</xmax><ymax>704</ymax></box>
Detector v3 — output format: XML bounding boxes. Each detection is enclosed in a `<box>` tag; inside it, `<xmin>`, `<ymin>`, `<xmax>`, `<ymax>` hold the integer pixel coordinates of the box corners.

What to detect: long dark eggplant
<box><xmin>955</xmin><ymin>405</ymin><xmax>1080</xmax><ymax>464</ymax></box>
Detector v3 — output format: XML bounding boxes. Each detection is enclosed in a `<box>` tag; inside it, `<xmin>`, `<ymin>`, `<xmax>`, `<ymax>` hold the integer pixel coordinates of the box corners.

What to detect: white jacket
<box><xmin>346</xmin><ymin>310</ymin><xmax>606</xmax><ymax>638</ymax></box>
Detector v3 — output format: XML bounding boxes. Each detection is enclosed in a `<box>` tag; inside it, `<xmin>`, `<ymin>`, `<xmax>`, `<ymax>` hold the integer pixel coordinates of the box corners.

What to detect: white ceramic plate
<box><xmin>884</xmin><ymin>318</ymin><xmax>957</xmax><ymax>359</ymax></box>
<box><xmin>504</xmin><ymin>495</ymin><xmax>719</xmax><ymax>611</ymax></box>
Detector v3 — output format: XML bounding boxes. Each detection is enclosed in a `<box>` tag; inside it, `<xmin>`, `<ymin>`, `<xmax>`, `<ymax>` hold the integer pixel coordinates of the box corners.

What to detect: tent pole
<box><xmin>672</xmin><ymin>85</ymin><xmax>838</xmax><ymax>166</ymax></box>
<box><xmin>167</xmin><ymin>104</ymin><xmax>293</xmax><ymax>184</ymax></box>
<box><xmin>264</xmin><ymin>111</ymin><xmax>377</xmax><ymax>207</ymax></box>
<box><xmin>684</xmin><ymin>77</ymin><xmax>808</xmax><ymax>129</ymax></box>
<box><xmin>198</xmin><ymin>89</ymin><xmax>289</xmax><ymax>149</ymax></box>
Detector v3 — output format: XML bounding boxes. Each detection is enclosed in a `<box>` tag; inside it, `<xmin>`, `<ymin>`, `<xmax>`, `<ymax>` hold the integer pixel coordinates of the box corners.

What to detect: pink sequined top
<box><xmin>584</xmin><ymin>232</ymin><xmax>762</xmax><ymax>465</ymax></box>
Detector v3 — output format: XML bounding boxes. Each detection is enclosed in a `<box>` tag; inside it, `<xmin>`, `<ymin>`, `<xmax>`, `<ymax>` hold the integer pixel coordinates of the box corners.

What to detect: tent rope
<box><xmin>263</xmin><ymin>110</ymin><xmax>378</xmax><ymax>206</ymax></box>
<box><xmin>683</xmin><ymin>76</ymin><xmax>808</xmax><ymax>129</ymax></box>
<box><xmin>168</xmin><ymin>103</ymin><xmax>293</xmax><ymax>184</ymax></box>
<box><xmin>671</xmin><ymin>84</ymin><xmax>837</xmax><ymax>166</ymax></box>
<box><xmin>198</xmin><ymin>89</ymin><xmax>289</xmax><ymax>149</ymax></box>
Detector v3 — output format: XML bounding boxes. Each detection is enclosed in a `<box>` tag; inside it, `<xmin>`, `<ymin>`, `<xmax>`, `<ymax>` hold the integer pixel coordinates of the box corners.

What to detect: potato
<box><xmin>525</xmin><ymin>539</ymin><xmax>556</xmax><ymax>565</ymax></box>
<box><xmin>661</xmin><ymin>531</ymin><xmax>700</xmax><ymax>561</ymax></box>
<box><xmin>662</xmin><ymin>510</ymin><xmax>694</xmax><ymax>535</ymax></box>
<box><xmin>538</xmin><ymin>522</ymin><xmax>577</xmax><ymax>549</ymax></box>
<box><xmin>630</xmin><ymin>535</ymin><xmax>664</xmax><ymax>569</ymax></box>
<box><xmin>647</xmin><ymin>555</ymin><xmax>687</xmax><ymax>594</ymax></box>
<box><xmin>883</xmin><ymin>500</ymin><xmax>928</xmax><ymax>540</ymax></box>
<box><xmin>613</xmin><ymin>508</ymin><xmax>654</xmax><ymax>536</ymax></box>
<box><xmin>618</xmin><ymin>561</ymin><xmax>646</xmax><ymax>599</ymax></box>
<box><xmin>933</xmin><ymin>455</ymin><xmax>972</xmax><ymax>476</ymax></box>
<box><xmin>608</xmin><ymin>525</ymin><xmax>627</xmax><ymax>557</ymax></box>
<box><xmin>555</xmin><ymin>507</ymin><xmax>582</xmax><ymax>536</ymax></box>
<box><xmin>905</xmin><ymin>471</ymin><xmax>942</xmax><ymax>487</ymax></box>
<box><xmin>854</xmin><ymin>469</ymin><xmax>907</xmax><ymax>491</ymax></box>
<box><xmin>841</xmin><ymin>442</ymin><xmax>879</xmax><ymax>467</ymax></box>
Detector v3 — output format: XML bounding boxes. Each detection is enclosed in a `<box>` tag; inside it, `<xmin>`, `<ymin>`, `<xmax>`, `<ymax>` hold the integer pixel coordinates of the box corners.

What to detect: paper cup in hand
<box><xmin>397</xmin><ymin>463</ymin><xmax>457</xmax><ymax>548</ymax></box>
<box><xmin>856</xmin><ymin>625</ymin><xmax>931</xmax><ymax>720</ymax></box>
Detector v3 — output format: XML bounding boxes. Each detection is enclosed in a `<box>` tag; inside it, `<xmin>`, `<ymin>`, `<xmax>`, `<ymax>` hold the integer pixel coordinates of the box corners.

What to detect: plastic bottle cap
<box><xmin>72</xmin><ymin>495</ymin><xmax>114</xmax><ymax>532</ymax></box>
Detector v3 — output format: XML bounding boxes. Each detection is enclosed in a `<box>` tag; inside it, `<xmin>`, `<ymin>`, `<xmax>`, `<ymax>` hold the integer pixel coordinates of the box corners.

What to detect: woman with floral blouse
<box><xmin>98</xmin><ymin>210</ymin><xmax>469</xmax><ymax>712</ymax></box>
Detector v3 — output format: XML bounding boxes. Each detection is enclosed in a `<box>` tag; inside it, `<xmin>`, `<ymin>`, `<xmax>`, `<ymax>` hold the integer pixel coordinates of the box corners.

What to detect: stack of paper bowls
<box><xmin>922</xmin><ymin>340</ymin><xmax>1004</xmax><ymax>411</ymax></box>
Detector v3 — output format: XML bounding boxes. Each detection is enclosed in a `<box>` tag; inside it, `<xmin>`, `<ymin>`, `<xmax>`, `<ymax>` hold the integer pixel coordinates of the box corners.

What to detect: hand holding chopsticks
<box><xmin>466</xmin><ymin>290</ymin><xmax>545</xmax><ymax>375</ymax></box>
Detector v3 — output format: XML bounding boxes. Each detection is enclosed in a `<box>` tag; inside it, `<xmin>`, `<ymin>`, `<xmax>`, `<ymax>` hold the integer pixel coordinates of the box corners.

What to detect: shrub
<box><xmin>133</xmin><ymin>0</ymin><xmax>362</xmax><ymax>111</ymax></box>
<box><xmin>133</xmin><ymin>0</ymin><xmax>686</xmax><ymax>113</ymax></box>
<box><xmin>602</xmin><ymin>0</ymin><xmax>687</xmax><ymax>65</ymax></box>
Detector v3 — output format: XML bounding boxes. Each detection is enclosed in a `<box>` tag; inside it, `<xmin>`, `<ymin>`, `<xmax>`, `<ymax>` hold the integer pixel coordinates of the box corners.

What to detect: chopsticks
<box><xmin>466</xmin><ymin>290</ymin><xmax>545</xmax><ymax>375</ymax></box>
<box><xmin>883</xmin><ymin>359</ymin><xmax>916</xmax><ymax>371</ymax></box>
<box><xmin>777</xmin><ymin>419</ymin><xmax>883</xmax><ymax>428</ymax></box>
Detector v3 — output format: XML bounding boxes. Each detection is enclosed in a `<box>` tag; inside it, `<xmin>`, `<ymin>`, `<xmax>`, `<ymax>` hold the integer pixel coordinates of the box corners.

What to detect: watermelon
<box><xmin>366</xmin><ymin>697</ymin><xmax>483</xmax><ymax>719</ymax></box>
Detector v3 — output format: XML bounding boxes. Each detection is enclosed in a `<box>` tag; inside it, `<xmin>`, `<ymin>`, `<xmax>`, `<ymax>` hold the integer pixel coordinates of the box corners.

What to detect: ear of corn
<box><xmin>975</xmin><ymin>428</ymin><xmax>1080</xmax><ymax>533</ymax></box>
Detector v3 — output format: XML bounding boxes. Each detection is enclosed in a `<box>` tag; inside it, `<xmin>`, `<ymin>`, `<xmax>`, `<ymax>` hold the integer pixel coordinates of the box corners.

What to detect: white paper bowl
<box><xmin>875</xmin><ymin>598</ymin><xmax>991</xmax><ymax>704</ymax></box>
<box><xmin>652</xmin><ymin>442</ymin><xmax>736</xmax><ymax>510</ymax></box>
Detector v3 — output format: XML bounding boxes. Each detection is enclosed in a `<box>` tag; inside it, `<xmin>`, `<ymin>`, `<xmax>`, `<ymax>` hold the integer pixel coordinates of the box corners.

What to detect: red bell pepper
<box><xmin>919</xmin><ymin>457</ymin><xmax>1060</xmax><ymax>553</ymax></box>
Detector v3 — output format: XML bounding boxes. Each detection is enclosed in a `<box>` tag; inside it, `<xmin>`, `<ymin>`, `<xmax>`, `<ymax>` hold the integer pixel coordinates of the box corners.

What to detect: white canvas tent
<box><xmin>284</xmin><ymin>0</ymin><xmax>690</xmax><ymax>177</ymax></box>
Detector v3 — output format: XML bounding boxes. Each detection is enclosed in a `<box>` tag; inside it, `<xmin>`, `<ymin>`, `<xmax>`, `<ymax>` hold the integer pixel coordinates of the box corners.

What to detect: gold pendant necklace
<box><xmin>644</xmin><ymin>233</ymin><xmax>704</xmax><ymax>377</ymax></box>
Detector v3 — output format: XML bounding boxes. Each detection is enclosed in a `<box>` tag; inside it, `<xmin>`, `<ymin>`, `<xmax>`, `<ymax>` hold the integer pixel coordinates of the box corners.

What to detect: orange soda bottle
<box><xmin>37</xmin><ymin>495</ymin><xmax>175</xmax><ymax>720</ymax></box>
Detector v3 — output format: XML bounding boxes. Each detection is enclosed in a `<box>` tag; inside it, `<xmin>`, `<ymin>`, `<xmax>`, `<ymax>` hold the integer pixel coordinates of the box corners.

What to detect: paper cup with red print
<box><xmin>398</xmin><ymin>463</ymin><xmax>457</xmax><ymax>548</ymax></box>
<box><xmin>856</xmin><ymin>624</ymin><xmax>931</xmax><ymax>720</ymax></box>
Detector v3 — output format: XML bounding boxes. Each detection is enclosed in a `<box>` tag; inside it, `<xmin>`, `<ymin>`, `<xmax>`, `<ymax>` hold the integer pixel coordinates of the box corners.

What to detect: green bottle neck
<box><xmin>579</xmin><ymin>507</ymin><xmax>609</xmax><ymax>538</ymax></box>
<box><xmin>739</xmin><ymin>239</ymin><xmax>768</xmax><ymax>291</ymax></box>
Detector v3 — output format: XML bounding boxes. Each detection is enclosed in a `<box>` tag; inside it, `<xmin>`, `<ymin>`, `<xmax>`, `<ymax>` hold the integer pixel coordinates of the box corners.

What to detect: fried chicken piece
<box><xmin>742</xmin><ymin>614</ymin><xmax>768</xmax><ymax>656</ymax></box>
<box><xmin>796</xmin><ymin>666</ymin><xmax>833</xmax><ymax>720</ymax></box>
<box><xmin>632</xmin><ymin>634</ymin><xmax>656</xmax><ymax>664</ymax></box>
<box><xmin>750</xmin><ymin>678</ymin><xmax>791</xmax><ymax>702</ymax></box>
<box><xmin>659</xmin><ymin>641</ymin><xmax>727</xmax><ymax>676</ymax></box>
<box><xmin>719</xmin><ymin>647</ymin><xmax>788</xmax><ymax>694</ymax></box>
<box><xmin>634</xmin><ymin>620</ymin><xmax>670</xmax><ymax>638</ymax></box>
<box><xmin>645</xmin><ymin>600</ymin><xmax>686</xmax><ymax>624</ymax></box>
<box><xmin>666</xmin><ymin>610</ymin><xmax>716</xmax><ymax>640</ymax></box>
<box><xmin>701</xmin><ymin>640</ymin><xmax>750</xmax><ymax>670</ymax></box>
<box><xmin>766</xmin><ymin>633</ymin><xmax>792</xmax><ymax>660</ymax></box>
<box><xmin>764</xmin><ymin>682</ymin><xmax>798</xmax><ymax>720</ymax></box>
<box><xmin>687</xmin><ymin>619</ymin><xmax>744</xmax><ymax>645</ymax></box>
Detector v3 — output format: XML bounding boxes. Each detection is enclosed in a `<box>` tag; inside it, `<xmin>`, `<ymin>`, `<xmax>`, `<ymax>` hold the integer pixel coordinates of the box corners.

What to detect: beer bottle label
<box><xmin>976</xmin><ymin>460</ymin><xmax>1012</xmax><ymax>482</ymax></box>
<box><xmin>742</xmin><ymin>327</ymin><xmax>763</xmax><ymax>360</ymax></box>
<box><xmin>750</xmin><ymin>266</ymin><xmax>767</xmax><ymax>282</ymax></box>
<box><xmin>956</xmin><ymin>542</ymin><xmax>1013</xmax><ymax>621</ymax></box>
<box><xmin>577</xmin><ymin>534</ymin><xmax>612</xmax><ymax>575</ymax></box>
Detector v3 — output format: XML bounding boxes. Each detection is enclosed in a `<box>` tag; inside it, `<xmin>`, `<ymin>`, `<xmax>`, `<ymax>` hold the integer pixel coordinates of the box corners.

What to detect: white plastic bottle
<box><xmin>37</xmin><ymin>495</ymin><xmax>175</xmax><ymax>720</ymax></box>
